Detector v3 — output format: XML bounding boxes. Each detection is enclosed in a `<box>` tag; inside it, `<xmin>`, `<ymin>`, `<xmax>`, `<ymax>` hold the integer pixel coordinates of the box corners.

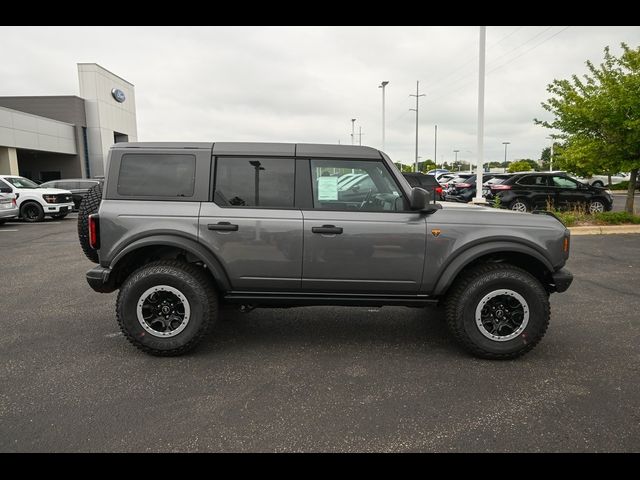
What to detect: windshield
<box><xmin>3</xmin><ymin>177</ymin><xmax>39</xmax><ymax>189</ymax></box>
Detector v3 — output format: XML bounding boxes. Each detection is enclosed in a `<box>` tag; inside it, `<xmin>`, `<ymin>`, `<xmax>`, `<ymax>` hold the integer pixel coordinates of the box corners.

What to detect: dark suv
<box><xmin>402</xmin><ymin>173</ymin><xmax>443</xmax><ymax>200</ymax></box>
<box><xmin>485</xmin><ymin>172</ymin><xmax>613</xmax><ymax>213</ymax></box>
<box><xmin>79</xmin><ymin>142</ymin><xmax>573</xmax><ymax>360</ymax></box>
<box><xmin>444</xmin><ymin>174</ymin><xmax>498</xmax><ymax>203</ymax></box>
<box><xmin>40</xmin><ymin>178</ymin><xmax>103</xmax><ymax>210</ymax></box>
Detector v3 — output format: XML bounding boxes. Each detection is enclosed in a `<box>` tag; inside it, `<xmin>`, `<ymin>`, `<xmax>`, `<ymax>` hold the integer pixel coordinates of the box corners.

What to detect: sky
<box><xmin>2</xmin><ymin>26</ymin><xmax>639</xmax><ymax>168</ymax></box>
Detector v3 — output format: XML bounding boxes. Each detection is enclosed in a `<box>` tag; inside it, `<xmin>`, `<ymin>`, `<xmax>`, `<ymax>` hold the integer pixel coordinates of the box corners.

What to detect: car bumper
<box><xmin>551</xmin><ymin>268</ymin><xmax>573</xmax><ymax>293</ymax></box>
<box><xmin>86</xmin><ymin>265</ymin><xmax>117</xmax><ymax>293</ymax></box>
<box><xmin>0</xmin><ymin>206</ymin><xmax>19</xmax><ymax>219</ymax></box>
<box><xmin>44</xmin><ymin>202</ymin><xmax>75</xmax><ymax>214</ymax></box>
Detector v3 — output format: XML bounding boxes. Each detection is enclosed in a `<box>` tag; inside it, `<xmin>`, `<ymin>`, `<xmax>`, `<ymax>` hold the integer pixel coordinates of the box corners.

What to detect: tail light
<box><xmin>89</xmin><ymin>214</ymin><xmax>100</xmax><ymax>250</ymax></box>
<box><xmin>491</xmin><ymin>184</ymin><xmax>512</xmax><ymax>191</ymax></box>
<box><xmin>435</xmin><ymin>187</ymin><xmax>443</xmax><ymax>195</ymax></box>
<box><xmin>12</xmin><ymin>198</ymin><xmax>17</xmax><ymax>207</ymax></box>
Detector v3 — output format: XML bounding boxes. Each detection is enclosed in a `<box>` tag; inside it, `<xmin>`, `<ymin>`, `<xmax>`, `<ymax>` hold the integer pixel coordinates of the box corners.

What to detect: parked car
<box><xmin>0</xmin><ymin>175</ymin><xmax>74</xmax><ymax>222</ymax></box>
<box><xmin>402</xmin><ymin>173</ymin><xmax>444</xmax><ymax>200</ymax></box>
<box><xmin>81</xmin><ymin>141</ymin><xmax>573</xmax><ymax>360</ymax></box>
<box><xmin>444</xmin><ymin>174</ymin><xmax>497</xmax><ymax>203</ymax></box>
<box><xmin>427</xmin><ymin>168</ymin><xmax>449</xmax><ymax>176</ymax></box>
<box><xmin>0</xmin><ymin>193</ymin><xmax>19</xmax><ymax>224</ymax></box>
<box><xmin>483</xmin><ymin>173</ymin><xmax>514</xmax><ymax>187</ymax></box>
<box><xmin>40</xmin><ymin>178</ymin><xmax>103</xmax><ymax>210</ymax></box>
<box><xmin>485</xmin><ymin>172</ymin><xmax>613</xmax><ymax>213</ymax></box>
<box><xmin>435</xmin><ymin>172</ymin><xmax>456</xmax><ymax>184</ymax></box>
<box><xmin>578</xmin><ymin>172</ymin><xmax>630</xmax><ymax>187</ymax></box>
<box><xmin>441</xmin><ymin>173</ymin><xmax>473</xmax><ymax>191</ymax></box>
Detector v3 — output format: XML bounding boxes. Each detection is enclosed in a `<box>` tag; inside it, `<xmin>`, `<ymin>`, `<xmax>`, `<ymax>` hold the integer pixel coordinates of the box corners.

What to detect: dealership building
<box><xmin>0</xmin><ymin>63</ymin><xmax>137</xmax><ymax>181</ymax></box>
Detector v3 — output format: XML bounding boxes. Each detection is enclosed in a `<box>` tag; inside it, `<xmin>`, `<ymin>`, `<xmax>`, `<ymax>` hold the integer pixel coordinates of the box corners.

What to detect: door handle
<box><xmin>312</xmin><ymin>225</ymin><xmax>343</xmax><ymax>234</ymax></box>
<box><xmin>208</xmin><ymin>222</ymin><xmax>239</xmax><ymax>231</ymax></box>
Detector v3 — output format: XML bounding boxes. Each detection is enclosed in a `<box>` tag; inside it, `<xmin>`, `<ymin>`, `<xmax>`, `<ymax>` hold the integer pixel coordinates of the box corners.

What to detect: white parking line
<box><xmin>0</xmin><ymin>229</ymin><xmax>18</xmax><ymax>232</ymax></box>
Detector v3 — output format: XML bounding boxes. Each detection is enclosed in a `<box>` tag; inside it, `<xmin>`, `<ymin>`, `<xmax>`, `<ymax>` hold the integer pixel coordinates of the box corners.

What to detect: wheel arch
<box><xmin>108</xmin><ymin>235</ymin><xmax>231</xmax><ymax>292</ymax></box>
<box><xmin>433</xmin><ymin>241</ymin><xmax>554</xmax><ymax>297</ymax></box>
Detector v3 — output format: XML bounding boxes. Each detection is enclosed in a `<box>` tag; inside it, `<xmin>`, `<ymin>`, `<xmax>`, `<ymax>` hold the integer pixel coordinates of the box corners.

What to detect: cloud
<box><xmin>1</xmin><ymin>26</ymin><xmax>638</xmax><ymax>166</ymax></box>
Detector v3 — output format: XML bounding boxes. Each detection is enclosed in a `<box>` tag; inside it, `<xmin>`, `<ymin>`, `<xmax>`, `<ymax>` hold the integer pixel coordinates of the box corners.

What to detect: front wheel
<box><xmin>21</xmin><ymin>202</ymin><xmax>45</xmax><ymax>222</ymax></box>
<box><xmin>589</xmin><ymin>199</ymin><xmax>606</xmax><ymax>213</ymax></box>
<box><xmin>592</xmin><ymin>180</ymin><xmax>605</xmax><ymax>188</ymax></box>
<box><xmin>444</xmin><ymin>263</ymin><xmax>550</xmax><ymax>359</ymax></box>
<box><xmin>116</xmin><ymin>260</ymin><xmax>218</xmax><ymax>356</ymax></box>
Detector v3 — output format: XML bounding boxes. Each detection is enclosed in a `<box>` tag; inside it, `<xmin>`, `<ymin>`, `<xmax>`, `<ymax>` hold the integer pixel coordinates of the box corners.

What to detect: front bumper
<box><xmin>551</xmin><ymin>268</ymin><xmax>573</xmax><ymax>293</ymax></box>
<box><xmin>86</xmin><ymin>265</ymin><xmax>117</xmax><ymax>293</ymax></box>
<box><xmin>44</xmin><ymin>202</ymin><xmax>75</xmax><ymax>214</ymax></box>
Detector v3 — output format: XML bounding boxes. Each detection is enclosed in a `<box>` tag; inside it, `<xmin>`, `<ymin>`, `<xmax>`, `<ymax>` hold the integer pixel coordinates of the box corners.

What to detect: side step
<box><xmin>223</xmin><ymin>291</ymin><xmax>439</xmax><ymax>308</ymax></box>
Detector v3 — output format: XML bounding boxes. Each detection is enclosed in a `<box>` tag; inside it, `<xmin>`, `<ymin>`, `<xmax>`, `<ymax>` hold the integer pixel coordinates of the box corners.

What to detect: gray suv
<box><xmin>81</xmin><ymin>142</ymin><xmax>573</xmax><ymax>359</ymax></box>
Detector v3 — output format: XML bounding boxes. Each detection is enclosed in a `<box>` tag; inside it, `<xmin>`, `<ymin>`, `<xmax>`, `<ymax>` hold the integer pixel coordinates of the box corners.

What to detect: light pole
<box><xmin>379</xmin><ymin>81</ymin><xmax>389</xmax><ymax>151</ymax></box>
<box><xmin>351</xmin><ymin>118</ymin><xmax>356</xmax><ymax>145</ymax></box>
<box><xmin>453</xmin><ymin>149</ymin><xmax>459</xmax><ymax>171</ymax></box>
<box><xmin>546</xmin><ymin>136</ymin><xmax>554</xmax><ymax>171</ymax></box>
<box><xmin>409</xmin><ymin>81</ymin><xmax>425</xmax><ymax>173</ymax></box>
<box><xmin>434</xmin><ymin>124</ymin><xmax>438</xmax><ymax>171</ymax></box>
<box><xmin>502</xmin><ymin>141</ymin><xmax>510</xmax><ymax>173</ymax></box>
<box><xmin>472</xmin><ymin>26</ymin><xmax>487</xmax><ymax>204</ymax></box>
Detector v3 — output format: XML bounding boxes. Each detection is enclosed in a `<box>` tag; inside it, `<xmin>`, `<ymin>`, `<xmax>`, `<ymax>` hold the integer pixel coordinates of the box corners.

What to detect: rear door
<box><xmin>198</xmin><ymin>156</ymin><xmax>303</xmax><ymax>291</ymax></box>
<box><xmin>300</xmin><ymin>158</ymin><xmax>426</xmax><ymax>294</ymax></box>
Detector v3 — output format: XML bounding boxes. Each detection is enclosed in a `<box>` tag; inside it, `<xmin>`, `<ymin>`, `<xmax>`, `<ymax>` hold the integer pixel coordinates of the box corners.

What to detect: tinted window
<box><xmin>214</xmin><ymin>157</ymin><xmax>294</xmax><ymax>208</ymax></box>
<box><xmin>118</xmin><ymin>154</ymin><xmax>196</xmax><ymax>197</ymax></box>
<box><xmin>552</xmin><ymin>176</ymin><xmax>578</xmax><ymax>189</ymax></box>
<box><xmin>517</xmin><ymin>175</ymin><xmax>548</xmax><ymax>186</ymax></box>
<box><xmin>310</xmin><ymin>159</ymin><xmax>404</xmax><ymax>211</ymax></box>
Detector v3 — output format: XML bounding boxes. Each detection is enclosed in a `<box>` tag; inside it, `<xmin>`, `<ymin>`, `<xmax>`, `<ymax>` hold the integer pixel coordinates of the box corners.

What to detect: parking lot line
<box><xmin>0</xmin><ymin>229</ymin><xmax>18</xmax><ymax>232</ymax></box>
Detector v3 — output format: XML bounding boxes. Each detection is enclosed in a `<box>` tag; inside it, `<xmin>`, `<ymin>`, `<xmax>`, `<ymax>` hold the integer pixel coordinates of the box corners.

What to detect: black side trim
<box><xmin>223</xmin><ymin>291</ymin><xmax>438</xmax><ymax>307</ymax></box>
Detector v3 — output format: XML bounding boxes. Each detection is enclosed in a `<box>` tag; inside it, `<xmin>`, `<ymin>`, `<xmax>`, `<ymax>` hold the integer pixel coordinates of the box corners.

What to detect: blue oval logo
<box><xmin>111</xmin><ymin>88</ymin><xmax>126</xmax><ymax>103</ymax></box>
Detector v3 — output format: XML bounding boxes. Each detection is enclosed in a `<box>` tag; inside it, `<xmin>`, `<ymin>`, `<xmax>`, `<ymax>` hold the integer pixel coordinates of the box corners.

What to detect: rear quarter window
<box><xmin>117</xmin><ymin>154</ymin><xmax>196</xmax><ymax>197</ymax></box>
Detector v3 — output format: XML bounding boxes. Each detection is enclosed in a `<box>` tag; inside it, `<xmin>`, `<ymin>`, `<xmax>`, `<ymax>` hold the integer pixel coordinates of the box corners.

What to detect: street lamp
<box><xmin>502</xmin><ymin>142</ymin><xmax>510</xmax><ymax>173</ymax></box>
<box><xmin>546</xmin><ymin>136</ymin><xmax>554</xmax><ymax>171</ymax></box>
<box><xmin>351</xmin><ymin>118</ymin><xmax>356</xmax><ymax>145</ymax></box>
<box><xmin>379</xmin><ymin>81</ymin><xmax>389</xmax><ymax>151</ymax></box>
<box><xmin>453</xmin><ymin>149</ymin><xmax>459</xmax><ymax>171</ymax></box>
<box><xmin>249</xmin><ymin>160</ymin><xmax>265</xmax><ymax>206</ymax></box>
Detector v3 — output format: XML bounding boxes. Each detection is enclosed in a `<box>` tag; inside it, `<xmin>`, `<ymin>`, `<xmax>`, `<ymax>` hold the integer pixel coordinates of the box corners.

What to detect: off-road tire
<box><xmin>116</xmin><ymin>260</ymin><xmax>218</xmax><ymax>356</ymax></box>
<box><xmin>77</xmin><ymin>183</ymin><xmax>103</xmax><ymax>263</ymax></box>
<box><xmin>444</xmin><ymin>263</ymin><xmax>550</xmax><ymax>360</ymax></box>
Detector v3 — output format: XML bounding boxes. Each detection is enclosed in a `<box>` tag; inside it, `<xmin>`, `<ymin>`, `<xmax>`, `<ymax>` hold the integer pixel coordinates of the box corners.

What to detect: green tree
<box><xmin>394</xmin><ymin>162</ymin><xmax>413</xmax><ymax>173</ymax></box>
<box><xmin>508</xmin><ymin>160</ymin><xmax>533</xmax><ymax>173</ymax></box>
<box><xmin>536</xmin><ymin>44</ymin><xmax>640</xmax><ymax>213</ymax></box>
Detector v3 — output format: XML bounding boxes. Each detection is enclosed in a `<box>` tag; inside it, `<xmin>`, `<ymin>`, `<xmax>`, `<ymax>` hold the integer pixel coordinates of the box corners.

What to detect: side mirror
<box><xmin>0</xmin><ymin>186</ymin><xmax>12</xmax><ymax>194</ymax></box>
<box><xmin>410</xmin><ymin>187</ymin><xmax>429</xmax><ymax>210</ymax></box>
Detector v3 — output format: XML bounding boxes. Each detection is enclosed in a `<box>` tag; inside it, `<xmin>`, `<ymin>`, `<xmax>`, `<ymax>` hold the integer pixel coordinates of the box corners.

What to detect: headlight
<box><xmin>42</xmin><ymin>194</ymin><xmax>57</xmax><ymax>203</ymax></box>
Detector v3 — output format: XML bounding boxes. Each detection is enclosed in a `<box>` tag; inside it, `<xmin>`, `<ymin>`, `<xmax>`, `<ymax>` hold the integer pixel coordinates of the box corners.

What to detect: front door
<box><xmin>550</xmin><ymin>175</ymin><xmax>585</xmax><ymax>210</ymax></box>
<box><xmin>199</xmin><ymin>156</ymin><xmax>303</xmax><ymax>290</ymax></box>
<box><xmin>301</xmin><ymin>158</ymin><xmax>426</xmax><ymax>294</ymax></box>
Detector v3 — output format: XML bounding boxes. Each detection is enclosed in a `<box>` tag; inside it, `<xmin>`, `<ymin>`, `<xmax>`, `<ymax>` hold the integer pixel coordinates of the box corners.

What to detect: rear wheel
<box><xmin>116</xmin><ymin>260</ymin><xmax>218</xmax><ymax>356</ymax></box>
<box><xmin>21</xmin><ymin>202</ymin><xmax>45</xmax><ymax>222</ymax></box>
<box><xmin>444</xmin><ymin>263</ymin><xmax>550</xmax><ymax>359</ymax></box>
<box><xmin>77</xmin><ymin>183</ymin><xmax>103</xmax><ymax>263</ymax></box>
<box><xmin>509</xmin><ymin>198</ymin><xmax>529</xmax><ymax>212</ymax></box>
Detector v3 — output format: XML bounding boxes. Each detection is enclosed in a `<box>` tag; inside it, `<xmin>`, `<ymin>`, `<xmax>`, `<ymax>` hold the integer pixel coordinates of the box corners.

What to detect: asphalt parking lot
<box><xmin>612</xmin><ymin>193</ymin><xmax>640</xmax><ymax>212</ymax></box>
<box><xmin>0</xmin><ymin>214</ymin><xmax>639</xmax><ymax>452</ymax></box>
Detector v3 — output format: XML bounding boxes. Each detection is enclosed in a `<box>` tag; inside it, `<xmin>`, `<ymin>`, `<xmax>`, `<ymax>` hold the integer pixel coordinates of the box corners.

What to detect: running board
<box><xmin>223</xmin><ymin>291</ymin><xmax>439</xmax><ymax>307</ymax></box>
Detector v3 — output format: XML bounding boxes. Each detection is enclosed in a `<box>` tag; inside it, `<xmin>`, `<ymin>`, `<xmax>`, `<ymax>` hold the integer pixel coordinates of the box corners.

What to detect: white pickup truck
<box><xmin>0</xmin><ymin>175</ymin><xmax>74</xmax><ymax>222</ymax></box>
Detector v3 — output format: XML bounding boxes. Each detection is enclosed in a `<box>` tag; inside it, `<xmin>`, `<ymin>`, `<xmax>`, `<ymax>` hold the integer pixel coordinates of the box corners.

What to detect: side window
<box><xmin>118</xmin><ymin>154</ymin><xmax>196</xmax><ymax>197</ymax></box>
<box><xmin>310</xmin><ymin>159</ymin><xmax>404</xmax><ymax>212</ymax></box>
<box><xmin>214</xmin><ymin>157</ymin><xmax>295</xmax><ymax>208</ymax></box>
<box><xmin>552</xmin><ymin>176</ymin><xmax>578</xmax><ymax>189</ymax></box>
<box><xmin>517</xmin><ymin>175</ymin><xmax>547</xmax><ymax>186</ymax></box>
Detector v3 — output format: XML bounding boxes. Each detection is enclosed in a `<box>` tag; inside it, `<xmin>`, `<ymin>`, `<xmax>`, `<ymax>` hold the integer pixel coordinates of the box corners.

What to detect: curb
<box><xmin>569</xmin><ymin>225</ymin><xmax>640</xmax><ymax>236</ymax></box>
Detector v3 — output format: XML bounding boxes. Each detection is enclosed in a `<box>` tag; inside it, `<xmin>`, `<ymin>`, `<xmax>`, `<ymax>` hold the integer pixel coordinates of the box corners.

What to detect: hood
<box><xmin>34</xmin><ymin>187</ymin><xmax>73</xmax><ymax>195</ymax></box>
<box><xmin>437</xmin><ymin>201</ymin><xmax>567</xmax><ymax>229</ymax></box>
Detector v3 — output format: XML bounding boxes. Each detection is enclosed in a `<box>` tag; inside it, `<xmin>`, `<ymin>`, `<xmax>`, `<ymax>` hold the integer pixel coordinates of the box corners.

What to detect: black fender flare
<box><xmin>110</xmin><ymin>234</ymin><xmax>231</xmax><ymax>291</ymax></box>
<box><xmin>432</xmin><ymin>240</ymin><xmax>554</xmax><ymax>296</ymax></box>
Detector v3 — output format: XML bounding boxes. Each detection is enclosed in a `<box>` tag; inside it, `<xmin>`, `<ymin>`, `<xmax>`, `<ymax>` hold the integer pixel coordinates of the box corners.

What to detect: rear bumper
<box><xmin>86</xmin><ymin>265</ymin><xmax>117</xmax><ymax>293</ymax></box>
<box><xmin>551</xmin><ymin>268</ymin><xmax>573</xmax><ymax>293</ymax></box>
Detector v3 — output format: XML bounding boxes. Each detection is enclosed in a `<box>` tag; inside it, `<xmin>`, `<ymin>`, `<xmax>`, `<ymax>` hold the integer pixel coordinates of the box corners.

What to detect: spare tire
<box><xmin>78</xmin><ymin>183</ymin><xmax>103</xmax><ymax>263</ymax></box>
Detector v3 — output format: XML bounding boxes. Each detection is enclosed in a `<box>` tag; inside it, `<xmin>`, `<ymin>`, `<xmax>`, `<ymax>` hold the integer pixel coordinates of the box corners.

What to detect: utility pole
<box><xmin>379</xmin><ymin>81</ymin><xmax>389</xmax><ymax>151</ymax></box>
<box><xmin>502</xmin><ymin>141</ymin><xmax>510</xmax><ymax>173</ymax></box>
<box><xmin>358</xmin><ymin>126</ymin><xmax>364</xmax><ymax>146</ymax></box>
<box><xmin>351</xmin><ymin>118</ymin><xmax>356</xmax><ymax>145</ymax></box>
<box><xmin>409</xmin><ymin>81</ymin><xmax>425</xmax><ymax>173</ymax></box>
<box><xmin>546</xmin><ymin>136</ymin><xmax>554</xmax><ymax>171</ymax></box>
<box><xmin>472</xmin><ymin>26</ymin><xmax>486</xmax><ymax>204</ymax></box>
<box><xmin>454</xmin><ymin>149</ymin><xmax>459</xmax><ymax>171</ymax></box>
<box><xmin>434</xmin><ymin>124</ymin><xmax>438</xmax><ymax>170</ymax></box>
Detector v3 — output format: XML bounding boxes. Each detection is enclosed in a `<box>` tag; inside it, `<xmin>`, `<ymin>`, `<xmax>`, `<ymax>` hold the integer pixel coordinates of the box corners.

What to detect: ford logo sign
<box><xmin>111</xmin><ymin>88</ymin><xmax>126</xmax><ymax>103</ymax></box>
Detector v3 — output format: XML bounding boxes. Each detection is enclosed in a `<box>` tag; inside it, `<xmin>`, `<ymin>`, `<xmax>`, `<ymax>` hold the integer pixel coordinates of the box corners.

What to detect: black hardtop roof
<box><xmin>112</xmin><ymin>142</ymin><xmax>382</xmax><ymax>159</ymax></box>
